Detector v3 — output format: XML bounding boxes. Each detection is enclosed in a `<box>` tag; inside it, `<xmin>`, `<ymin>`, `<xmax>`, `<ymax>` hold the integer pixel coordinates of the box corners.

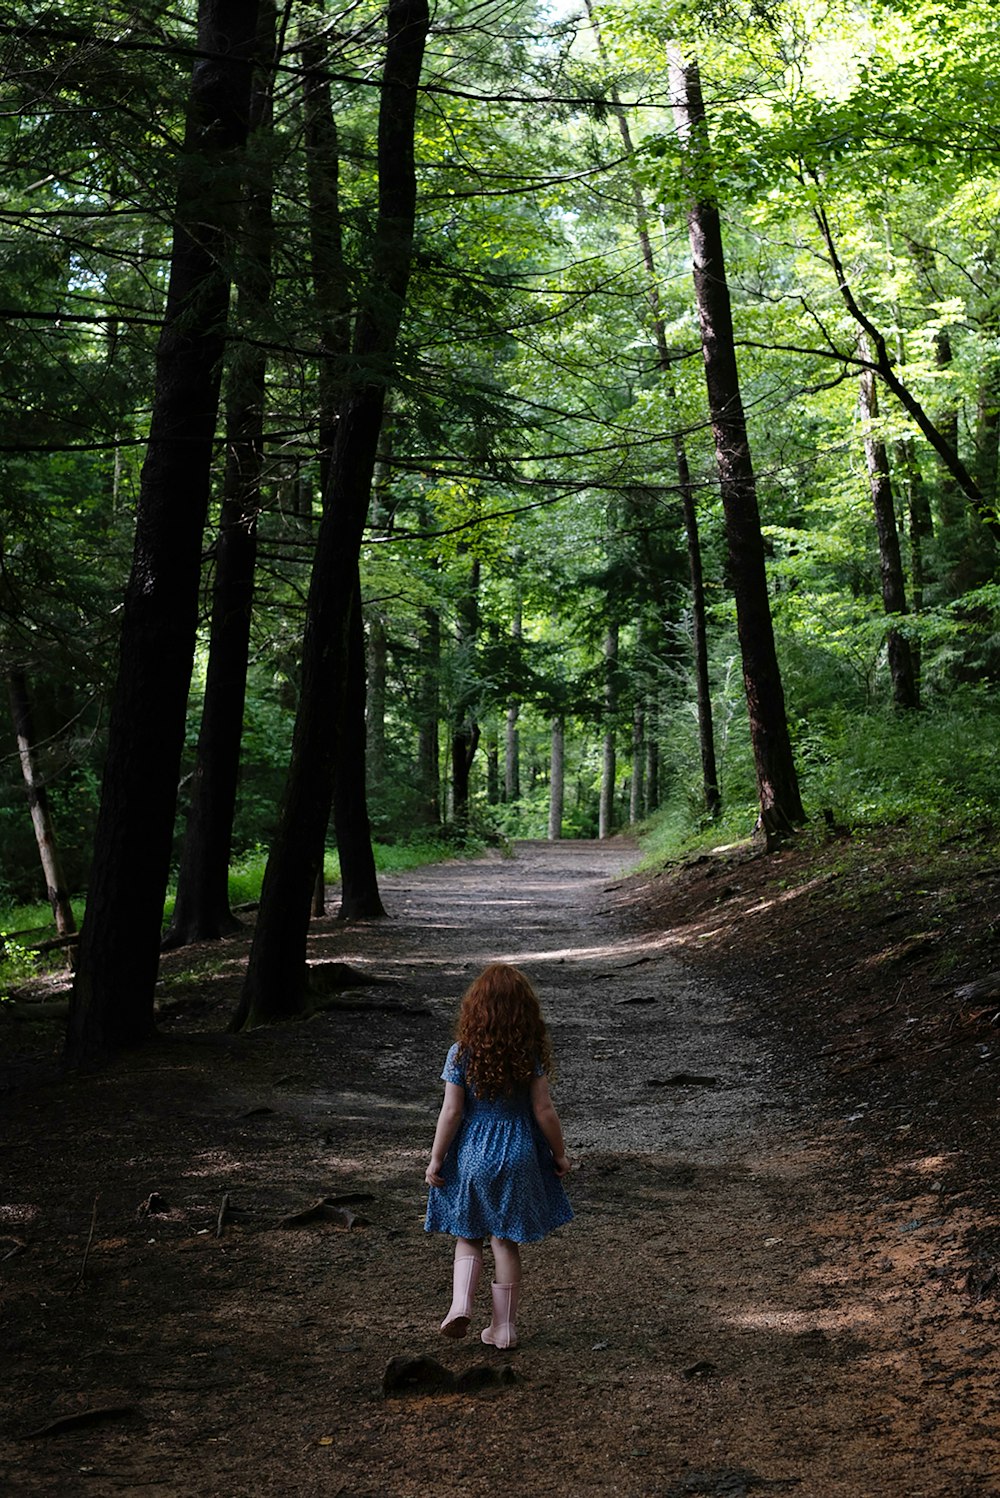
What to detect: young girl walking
<box><xmin>424</xmin><ymin>961</ymin><xmax>572</xmax><ymax>1349</ymax></box>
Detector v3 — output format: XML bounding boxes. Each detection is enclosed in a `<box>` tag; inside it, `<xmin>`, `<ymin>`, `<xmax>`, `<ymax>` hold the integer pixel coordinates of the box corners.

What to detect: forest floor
<box><xmin>3</xmin><ymin>827</ymin><xmax>1000</xmax><ymax>1497</ymax></box>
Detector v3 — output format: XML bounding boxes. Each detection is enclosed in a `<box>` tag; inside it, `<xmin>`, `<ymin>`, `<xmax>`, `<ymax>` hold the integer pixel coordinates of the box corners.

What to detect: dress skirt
<box><xmin>424</xmin><ymin>1044</ymin><xmax>573</xmax><ymax>1244</ymax></box>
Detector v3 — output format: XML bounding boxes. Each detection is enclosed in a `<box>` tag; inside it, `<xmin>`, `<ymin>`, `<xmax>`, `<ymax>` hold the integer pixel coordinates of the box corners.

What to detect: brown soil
<box><xmin>3</xmin><ymin>830</ymin><xmax>1000</xmax><ymax>1497</ymax></box>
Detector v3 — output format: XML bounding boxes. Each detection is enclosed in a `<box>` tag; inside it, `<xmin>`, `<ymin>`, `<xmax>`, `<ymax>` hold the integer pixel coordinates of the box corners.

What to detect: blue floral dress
<box><xmin>424</xmin><ymin>1044</ymin><xmax>573</xmax><ymax>1244</ymax></box>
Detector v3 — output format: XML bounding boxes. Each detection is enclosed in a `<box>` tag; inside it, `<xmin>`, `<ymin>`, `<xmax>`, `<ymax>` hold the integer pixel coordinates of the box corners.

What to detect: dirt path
<box><xmin>4</xmin><ymin>840</ymin><xmax>1000</xmax><ymax>1496</ymax></box>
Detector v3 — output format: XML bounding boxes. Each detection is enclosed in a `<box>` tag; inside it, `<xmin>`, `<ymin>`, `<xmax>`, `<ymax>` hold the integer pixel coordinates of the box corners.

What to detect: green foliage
<box><xmin>0</xmin><ymin>932</ymin><xmax>40</xmax><ymax>1001</ymax></box>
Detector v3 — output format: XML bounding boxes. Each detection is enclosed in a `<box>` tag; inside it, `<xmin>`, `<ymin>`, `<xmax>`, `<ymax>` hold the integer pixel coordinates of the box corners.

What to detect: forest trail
<box><xmin>4</xmin><ymin>840</ymin><xmax>1000</xmax><ymax>1496</ymax></box>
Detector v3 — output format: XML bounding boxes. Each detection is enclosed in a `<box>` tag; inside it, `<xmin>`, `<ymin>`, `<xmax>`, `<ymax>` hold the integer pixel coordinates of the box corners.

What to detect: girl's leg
<box><xmin>441</xmin><ymin>1237</ymin><xmax>483</xmax><ymax>1337</ymax></box>
<box><xmin>490</xmin><ymin>1236</ymin><xmax>521</xmax><ymax>1285</ymax></box>
<box><xmin>482</xmin><ymin>1236</ymin><xmax>521</xmax><ymax>1349</ymax></box>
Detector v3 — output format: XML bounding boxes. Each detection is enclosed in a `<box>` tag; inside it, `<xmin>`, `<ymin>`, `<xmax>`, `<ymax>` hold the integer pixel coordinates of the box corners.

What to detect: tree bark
<box><xmin>974</xmin><ymin>336</ymin><xmax>1000</xmax><ymax>514</ymax></box>
<box><xmin>548</xmin><ymin>715</ymin><xmax>564</xmax><ymax>841</ymax></box>
<box><xmin>504</xmin><ymin>704</ymin><xmax>520</xmax><ymax>803</ymax></box>
<box><xmin>858</xmin><ymin>353</ymin><xmax>918</xmax><ymax>709</ymax></box>
<box><xmin>590</xmin><ymin>3</ymin><xmax>720</xmax><ymax>820</ymax></box>
<box><xmin>417</xmin><ymin>605</ymin><xmax>441</xmax><ymax>825</ymax></box>
<box><xmin>451</xmin><ymin>556</ymin><xmax>480</xmax><ymax>826</ymax></box>
<box><xmin>335</xmin><ymin>567</ymin><xmax>387</xmax><ymax>919</ymax></box>
<box><xmin>630</xmin><ymin>701</ymin><xmax>644</xmax><ymax>826</ymax></box>
<box><xmin>504</xmin><ymin>575</ymin><xmax>522</xmax><ymax>804</ymax></box>
<box><xmin>598</xmin><ymin>624</ymin><xmax>617</xmax><ymax>840</ymax></box>
<box><xmin>485</xmin><ymin>726</ymin><xmax>500</xmax><ymax>804</ymax></box>
<box><xmin>366</xmin><ymin>610</ymin><xmax>388</xmax><ymax>795</ymax></box>
<box><xmin>7</xmin><ymin>670</ymin><xmax>77</xmax><ymax>941</ymax></box>
<box><xmin>163</xmin><ymin>1</ymin><xmax>276</xmax><ymax>950</ymax></box>
<box><xmin>66</xmin><ymin>0</ymin><xmax>260</xmax><ymax>1063</ymax></box>
<box><xmin>671</xmin><ymin>53</ymin><xmax>804</xmax><ymax>840</ymax></box>
<box><xmin>233</xmin><ymin>0</ymin><xmax>427</xmax><ymax>1030</ymax></box>
<box><xmin>303</xmin><ymin>5</ymin><xmax>384</xmax><ymax>917</ymax></box>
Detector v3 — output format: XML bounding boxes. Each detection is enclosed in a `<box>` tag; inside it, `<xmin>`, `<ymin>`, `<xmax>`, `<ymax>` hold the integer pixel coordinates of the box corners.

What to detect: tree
<box><xmin>670</xmin><ymin>52</ymin><xmax>805</xmax><ymax>839</ymax></box>
<box><xmin>67</xmin><ymin>0</ymin><xmax>261</xmax><ymax>1062</ymax></box>
<box><xmin>234</xmin><ymin>0</ymin><xmax>429</xmax><ymax>1029</ymax></box>
<box><xmin>7</xmin><ymin>669</ymin><xmax>77</xmax><ymax>941</ymax></box>
<box><xmin>163</xmin><ymin>0</ymin><xmax>278</xmax><ymax>950</ymax></box>
<box><xmin>857</xmin><ymin>348</ymin><xmax>918</xmax><ymax>709</ymax></box>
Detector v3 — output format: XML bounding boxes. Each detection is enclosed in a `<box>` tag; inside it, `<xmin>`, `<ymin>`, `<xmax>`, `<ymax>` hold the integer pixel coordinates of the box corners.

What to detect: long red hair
<box><xmin>455</xmin><ymin>962</ymin><xmax>554</xmax><ymax>1100</ymax></box>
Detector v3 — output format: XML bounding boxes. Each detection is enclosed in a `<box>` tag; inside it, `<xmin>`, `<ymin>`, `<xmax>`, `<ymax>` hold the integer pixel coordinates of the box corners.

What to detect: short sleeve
<box><xmin>441</xmin><ymin>1043</ymin><xmax>465</xmax><ymax>1086</ymax></box>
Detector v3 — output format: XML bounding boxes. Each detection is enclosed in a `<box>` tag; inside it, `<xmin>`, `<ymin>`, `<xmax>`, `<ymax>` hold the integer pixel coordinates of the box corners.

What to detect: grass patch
<box><xmin>2</xmin><ymin>833</ymin><xmax>484</xmax><ymax>959</ymax></box>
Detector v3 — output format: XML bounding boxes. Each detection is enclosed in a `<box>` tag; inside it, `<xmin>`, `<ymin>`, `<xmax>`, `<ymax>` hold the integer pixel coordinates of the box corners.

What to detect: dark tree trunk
<box><xmin>859</xmin><ymin>357</ymin><xmax>919</xmax><ymax>709</ymax></box>
<box><xmin>163</xmin><ymin>1</ymin><xmax>276</xmax><ymax>950</ymax></box>
<box><xmin>974</xmin><ymin>338</ymin><xmax>1000</xmax><ymax>513</ymax></box>
<box><xmin>589</xmin><ymin>2</ymin><xmax>720</xmax><ymax>820</ymax></box>
<box><xmin>895</xmin><ymin>437</ymin><xmax>931</xmax><ymax>694</ymax></box>
<box><xmin>7</xmin><ymin>670</ymin><xmax>77</xmax><ymax>941</ymax></box>
<box><xmin>451</xmin><ymin>557</ymin><xmax>480</xmax><ymax>826</ymax></box>
<box><xmin>417</xmin><ymin>606</ymin><xmax>441</xmax><ymax>824</ymax></box>
<box><xmin>671</xmin><ymin>53</ymin><xmax>804</xmax><ymax>841</ymax></box>
<box><xmin>630</xmin><ymin>700</ymin><xmax>644</xmax><ymax>826</ymax></box>
<box><xmin>303</xmin><ymin>2</ymin><xmax>383</xmax><ymax>918</ymax></box>
<box><xmin>335</xmin><ymin>567</ymin><xmax>387</xmax><ymax>920</ymax></box>
<box><xmin>233</xmin><ymin>0</ymin><xmax>427</xmax><ymax>1030</ymax></box>
<box><xmin>645</xmin><ymin>732</ymin><xmax>659</xmax><ymax>815</ymax></box>
<box><xmin>592</xmin><ymin>38</ymin><xmax>718</xmax><ymax>820</ymax></box>
<box><xmin>366</xmin><ymin>610</ymin><xmax>388</xmax><ymax>795</ymax></box>
<box><xmin>66</xmin><ymin>0</ymin><xmax>259</xmax><ymax>1063</ymax></box>
<box><xmin>485</xmin><ymin>726</ymin><xmax>500</xmax><ymax>804</ymax></box>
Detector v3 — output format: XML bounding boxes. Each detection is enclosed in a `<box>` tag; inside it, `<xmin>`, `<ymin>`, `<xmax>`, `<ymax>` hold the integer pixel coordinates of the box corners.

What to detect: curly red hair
<box><xmin>455</xmin><ymin>962</ymin><xmax>554</xmax><ymax>1100</ymax></box>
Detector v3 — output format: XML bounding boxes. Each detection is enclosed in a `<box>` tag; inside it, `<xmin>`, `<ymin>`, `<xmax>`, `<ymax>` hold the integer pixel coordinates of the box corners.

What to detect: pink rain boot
<box><xmin>480</xmin><ymin>1282</ymin><xmax>519</xmax><ymax>1349</ymax></box>
<box><xmin>440</xmin><ymin>1253</ymin><xmax>482</xmax><ymax>1338</ymax></box>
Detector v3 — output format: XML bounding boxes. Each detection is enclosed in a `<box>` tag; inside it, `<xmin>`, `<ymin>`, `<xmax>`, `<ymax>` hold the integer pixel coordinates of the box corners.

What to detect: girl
<box><xmin>424</xmin><ymin>962</ymin><xmax>572</xmax><ymax>1350</ymax></box>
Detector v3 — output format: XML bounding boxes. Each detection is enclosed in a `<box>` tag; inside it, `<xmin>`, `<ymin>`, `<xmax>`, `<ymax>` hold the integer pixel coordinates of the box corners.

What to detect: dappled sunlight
<box><xmin>743</xmin><ymin>873</ymin><xmax>839</xmax><ymax>918</ymax></box>
<box><xmin>724</xmin><ymin>1302</ymin><xmax>881</xmax><ymax>1335</ymax></box>
<box><xmin>497</xmin><ymin>929</ymin><xmax>684</xmax><ymax>967</ymax></box>
<box><xmin>180</xmin><ymin>1149</ymin><xmax>248</xmax><ymax>1179</ymax></box>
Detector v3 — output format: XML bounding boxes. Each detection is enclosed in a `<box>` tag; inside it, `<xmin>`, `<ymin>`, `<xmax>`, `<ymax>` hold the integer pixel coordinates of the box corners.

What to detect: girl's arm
<box><xmin>530</xmin><ymin>1073</ymin><xmax>571</xmax><ymax>1177</ymax></box>
<box><xmin>425</xmin><ymin>1081</ymin><xmax>465</xmax><ymax>1187</ymax></box>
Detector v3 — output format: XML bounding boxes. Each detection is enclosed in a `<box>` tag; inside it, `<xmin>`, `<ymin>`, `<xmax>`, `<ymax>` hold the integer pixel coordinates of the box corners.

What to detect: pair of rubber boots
<box><xmin>440</xmin><ymin>1253</ymin><xmax>517</xmax><ymax>1349</ymax></box>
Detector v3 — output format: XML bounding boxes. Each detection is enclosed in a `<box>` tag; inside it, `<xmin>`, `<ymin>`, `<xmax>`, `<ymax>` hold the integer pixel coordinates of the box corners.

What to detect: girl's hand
<box><xmin>553</xmin><ymin>1153</ymin><xmax>571</xmax><ymax>1178</ymax></box>
<box><xmin>425</xmin><ymin>1160</ymin><xmax>445</xmax><ymax>1188</ymax></box>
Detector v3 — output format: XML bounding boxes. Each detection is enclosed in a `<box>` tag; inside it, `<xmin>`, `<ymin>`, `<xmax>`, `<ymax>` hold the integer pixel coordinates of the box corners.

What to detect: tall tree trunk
<box><xmin>894</xmin><ymin>437</ymin><xmax>931</xmax><ymax>694</ymax></box>
<box><xmin>417</xmin><ymin>606</ymin><xmax>441</xmax><ymax>825</ymax></box>
<box><xmin>233</xmin><ymin>0</ymin><xmax>427</xmax><ymax>1030</ymax></box>
<box><xmin>645</xmin><ymin>729</ymin><xmax>659</xmax><ymax>816</ymax></box>
<box><xmin>858</xmin><ymin>353</ymin><xmax>918</xmax><ymax>709</ymax></box>
<box><xmin>974</xmin><ymin>336</ymin><xmax>1000</xmax><ymax>514</ymax></box>
<box><xmin>164</xmin><ymin>1</ymin><xmax>276</xmax><ymax>950</ymax></box>
<box><xmin>931</xmin><ymin>331</ymin><xmax>963</xmax><ymax>533</ymax></box>
<box><xmin>335</xmin><ymin>567</ymin><xmax>387</xmax><ymax>919</ymax></box>
<box><xmin>671</xmin><ymin>53</ymin><xmax>804</xmax><ymax>842</ymax></box>
<box><xmin>303</xmin><ymin>0</ymin><xmax>383</xmax><ymax>916</ymax></box>
<box><xmin>548</xmin><ymin>715</ymin><xmax>564</xmax><ymax>841</ymax></box>
<box><xmin>630</xmin><ymin>701</ymin><xmax>644</xmax><ymax>825</ymax></box>
<box><xmin>366</xmin><ymin>610</ymin><xmax>388</xmax><ymax>795</ymax></box>
<box><xmin>598</xmin><ymin>624</ymin><xmax>618</xmax><ymax>840</ymax></box>
<box><xmin>67</xmin><ymin>0</ymin><xmax>259</xmax><ymax>1063</ymax></box>
<box><xmin>7</xmin><ymin>670</ymin><xmax>76</xmax><ymax>941</ymax></box>
<box><xmin>589</xmin><ymin>2</ymin><xmax>720</xmax><ymax>819</ymax></box>
<box><xmin>504</xmin><ymin>576</ymin><xmax>522</xmax><ymax>803</ymax></box>
<box><xmin>451</xmin><ymin>558</ymin><xmax>481</xmax><ymax>826</ymax></box>
<box><xmin>504</xmin><ymin>704</ymin><xmax>520</xmax><ymax>803</ymax></box>
<box><xmin>485</xmin><ymin>725</ymin><xmax>500</xmax><ymax>805</ymax></box>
